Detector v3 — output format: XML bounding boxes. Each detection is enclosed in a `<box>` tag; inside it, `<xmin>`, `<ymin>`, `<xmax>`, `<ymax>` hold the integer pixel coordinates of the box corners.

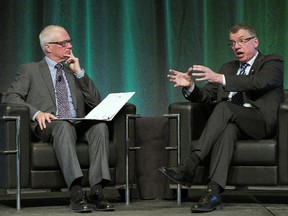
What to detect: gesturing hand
<box><xmin>167</xmin><ymin>67</ymin><xmax>194</xmax><ymax>88</ymax></box>
<box><xmin>191</xmin><ymin>65</ymin><xmax>223</xmax><ymax>84</ymax></box>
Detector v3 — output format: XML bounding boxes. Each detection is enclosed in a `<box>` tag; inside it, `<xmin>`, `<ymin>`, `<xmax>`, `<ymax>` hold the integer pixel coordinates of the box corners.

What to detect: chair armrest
<box><xmin>278</xmin><ymin>102</ymin><xmax>288</xmax><ymax>184</ymax></box>
<box><xmin>110</xmin><ymin>103</ymin><xmax>136</xmax><ymax>184</ymax></box>
<box><xmin>0</xmin><ymin>104</ymin><xmax>31</xmax><ymax>188</ymax></box>
<box><xmin>168</xmin><ymin>102</ymin><xmax>215</xmax><ymax>164</ymax></box>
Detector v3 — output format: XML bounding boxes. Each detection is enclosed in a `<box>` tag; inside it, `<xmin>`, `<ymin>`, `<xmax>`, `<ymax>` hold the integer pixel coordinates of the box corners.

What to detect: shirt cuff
<box><xmin>222</xmin><ymin>74</ymin><xmax>226</xmax><ymax>86</ymax></box>
<box><xmin>74</xmin><ymin>69</ymin><xmax>85</xmax><ymax>78</ymax></box>
<box><xmin>183</xmin><ymin>83</ymin><xmax>195</xmax><ymax>97</ymax></box>
<box><xmin>32</xmin><ymin>111</ymin><xmax>40</xmax><ymax>121</ymax></box>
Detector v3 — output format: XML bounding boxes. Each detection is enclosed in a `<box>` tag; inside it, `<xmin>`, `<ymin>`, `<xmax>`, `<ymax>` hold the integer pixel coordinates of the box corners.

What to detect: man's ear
<box><xmin>45</xmin><ymin>44</ymin><xmax>52</xmax><ymax>53</ymax></box>
<box><xmin>253</xmin><ymin>37</ymin><xmax>259</xmax><ymax>48</ymax></box>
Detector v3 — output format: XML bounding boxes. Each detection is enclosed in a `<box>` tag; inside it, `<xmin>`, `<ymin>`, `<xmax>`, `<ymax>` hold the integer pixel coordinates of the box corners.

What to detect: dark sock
<box><xmin>91</xmin><ymin>183</ymin><xmax>103</xmax><ymax>195</ymax></box>
<box><xmin>69</xmin><ymin>178</ymin><xmax>83</xmax><ymax>198</ymax></box>
<box><xmin>184</xmin><ymin>152</ymin><xmax>201</xmax><ymax>173</ymax></box>
<box><xmin>207</xmin><ymin>181</ymin><xmax>221</xmax><ymax>195</ymax></box>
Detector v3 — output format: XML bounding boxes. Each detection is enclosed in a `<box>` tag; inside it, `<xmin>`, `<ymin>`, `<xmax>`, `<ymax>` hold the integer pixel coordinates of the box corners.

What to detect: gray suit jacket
<box><xmin>183</xmin><ymin>52</ymin><xmax>284</xmax><ymax>136</ymax></box>
<box><xmin>2</xmin><ymin>58</ymin><xmax>101</xmax><ymax>133</ymax></box>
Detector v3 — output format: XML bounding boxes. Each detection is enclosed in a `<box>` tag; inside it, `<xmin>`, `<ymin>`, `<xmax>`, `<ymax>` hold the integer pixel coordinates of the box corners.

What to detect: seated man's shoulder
<box><xmin>18</xmin><ymin>61</ymin><xmax>44</xmax><ymax>75</ymax></box>
<box><xmin>20</xmin><ymin>60</ymin><xmax>42</xmax><ymax>68</ymax></box>
<box><xmin>264</xmin><ymin>54</ymin><xmax>283</xmax><ymax>62</ymax></box>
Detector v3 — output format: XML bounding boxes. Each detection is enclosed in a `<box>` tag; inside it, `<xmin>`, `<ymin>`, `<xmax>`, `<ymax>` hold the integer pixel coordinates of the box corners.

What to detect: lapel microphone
<box><xmin>57</xmin><ymin>75</ymin><xmax>62</xmax><ymax>82</ymax></box>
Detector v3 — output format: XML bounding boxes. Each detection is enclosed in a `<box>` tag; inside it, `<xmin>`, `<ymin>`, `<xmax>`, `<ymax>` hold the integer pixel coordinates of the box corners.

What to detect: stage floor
<box><xmin>1</xmin><ymin>188</ymin><xmax>288</xmax><ymax>216</ymax></box>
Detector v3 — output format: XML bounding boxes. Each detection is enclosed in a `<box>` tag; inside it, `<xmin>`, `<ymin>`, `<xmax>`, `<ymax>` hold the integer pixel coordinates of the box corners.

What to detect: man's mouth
<box><xmin>236</xmin><ymin>51</ymin><xmax>244</xmax><ymax>58</ymax></box>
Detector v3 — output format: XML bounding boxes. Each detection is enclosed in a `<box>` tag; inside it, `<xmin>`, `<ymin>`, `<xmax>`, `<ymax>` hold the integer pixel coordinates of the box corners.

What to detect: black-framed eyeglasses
<box><xmin>228</xmin><ymin>37</ymin><xmax>255</xmax><ymax>48</ymax></box>
<box><xmin>48</xmin><ymin>39</ymin><xmax>72</xmax><ymax>47</ymax></box>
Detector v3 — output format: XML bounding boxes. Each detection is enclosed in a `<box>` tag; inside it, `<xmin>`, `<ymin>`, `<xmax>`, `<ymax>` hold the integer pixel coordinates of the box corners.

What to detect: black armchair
<box><xmin>168</xmin><ymin>90</ymin><xmax>288</xmax><ymax>187</ymax></box>
<box><xmin>0</xmin><ymin>102</ymin><xmax>136</xmax><ymax>195</ymax></box>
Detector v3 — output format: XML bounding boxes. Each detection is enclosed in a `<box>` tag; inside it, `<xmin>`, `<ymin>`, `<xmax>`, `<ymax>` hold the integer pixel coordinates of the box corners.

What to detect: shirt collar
<box><xmin>44</xmin><ymin>56</ymin><xmax>58</xmax><ymax>71</ymax></box>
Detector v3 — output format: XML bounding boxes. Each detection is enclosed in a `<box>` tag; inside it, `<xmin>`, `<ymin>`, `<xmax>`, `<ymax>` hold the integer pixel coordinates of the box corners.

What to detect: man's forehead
<box><xmin>52</xmin><ymin>29</ymin><xmax>69</xmax><ymax>39</ymax></box>
<box><xmin>229</xmin><ymin>29</ymin><xmax>250</xmax><ymax>38</ymax></box>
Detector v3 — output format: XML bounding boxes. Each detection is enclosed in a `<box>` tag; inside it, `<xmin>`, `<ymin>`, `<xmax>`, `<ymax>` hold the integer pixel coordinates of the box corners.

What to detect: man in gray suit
<box><xmin>160</xmin><ymin>24</ymin><xmax>284</xmax><ymax>213</ymax></box>
<box><xmin>2</xmin><ymin>25</ymin><xmax>114</xmax><ymax>213</ymax></box>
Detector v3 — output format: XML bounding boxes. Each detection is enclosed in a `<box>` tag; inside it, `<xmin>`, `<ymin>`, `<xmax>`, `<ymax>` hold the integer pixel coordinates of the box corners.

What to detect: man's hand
<box><xmin>191</xmin><ymin>65</ymin><xmax>223</xmax><ymax>84</ymax></box>
<box><xmin>35</xmin><ymin>112</ymin><xmax>57</xmax><ymax>130</ymax></box>
<box><xmin>63</xmin><ymin>50</ymin><xmax>82</xmax><ymax>73</ymax></box>
<box><xmin>167</xmin><ymin>67</ymin><xmax>194</xmax><ymax>88</ymax></box>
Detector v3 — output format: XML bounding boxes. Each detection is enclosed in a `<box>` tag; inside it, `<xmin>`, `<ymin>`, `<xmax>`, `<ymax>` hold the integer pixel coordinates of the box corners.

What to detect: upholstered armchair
<box><xmin>0</xmin><ymin>100</ymin><xmax>136</xmax><ymax>196</ymax></box>
<box><xmin>168</xmin><ymin>90</ymin><xmax>288</xmax><ymax>188</ymax></box>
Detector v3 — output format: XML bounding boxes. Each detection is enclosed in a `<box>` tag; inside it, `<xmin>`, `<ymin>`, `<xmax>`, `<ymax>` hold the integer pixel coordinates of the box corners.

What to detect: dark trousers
<box><xmin>189</xmin><ymin>102</ymin><xmax>267</xmax><ymax>189</ymax></box>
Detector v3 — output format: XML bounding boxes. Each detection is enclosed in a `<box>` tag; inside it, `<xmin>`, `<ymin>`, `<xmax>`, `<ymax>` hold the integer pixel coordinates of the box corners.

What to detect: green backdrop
<box><xmin>0</xmin><ymin>0</ymin><xmax>287</xmax><ymax>115</ymax></box>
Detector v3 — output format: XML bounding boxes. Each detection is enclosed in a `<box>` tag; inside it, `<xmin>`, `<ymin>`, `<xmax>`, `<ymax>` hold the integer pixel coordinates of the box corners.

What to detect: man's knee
<box><xmin>90</xmin><ymin>123</ymin><xmax>109</xmax><ymax>136</ymax></box>
<box><xmin>212</xmin><ymin>102</ymin><xmax>237</xmax><ymax>117</ymax></box>
<box><xmin>54</xmin><ymin>121</ymin><xmax>75</xmax><ymax>133</ymax></box>
<box><xmin>214</xmin><ymin>101</ymin><xmax>231</xmax><ymax>111</ymax></box>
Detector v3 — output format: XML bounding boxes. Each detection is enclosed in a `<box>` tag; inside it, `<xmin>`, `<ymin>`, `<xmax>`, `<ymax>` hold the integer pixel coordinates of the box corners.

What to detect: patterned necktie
<box><xmin>55</xmin><ymin>63</ymin><xmax>72</xmax><ymax>118</ymax></box>
<box><xmin>231</xmin><ymin>63</ymin><xmax>249</xmax><ymax>105</ymax></box>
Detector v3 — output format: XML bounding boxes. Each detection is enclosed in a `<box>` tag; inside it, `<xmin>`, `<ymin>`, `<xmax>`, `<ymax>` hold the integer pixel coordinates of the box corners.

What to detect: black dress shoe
<box><xmin>70</xmin><ymin>191</ymin><xmax>93</xmax><ymax>213</ymax></box>
<box><xmin>191</xmin><ymin>189</ymin><xmax>222</xmax><ymax>213</ymax></box>
<box><xmin>87</xmin><ymin>190</ymin><xmax>115</xmax><ymax>211</ymax></box>
<box><xmin>159</xmin><ymin>166</ymin><xmax>194</xmax><ymax>187</ymax></box>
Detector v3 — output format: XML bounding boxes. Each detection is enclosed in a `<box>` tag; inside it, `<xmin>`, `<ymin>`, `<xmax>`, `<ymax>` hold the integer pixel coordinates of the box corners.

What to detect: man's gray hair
<box><xmin>39</xmin><ymin>25</ymin><xmax>66</xmax><ymax>53</ymax></box>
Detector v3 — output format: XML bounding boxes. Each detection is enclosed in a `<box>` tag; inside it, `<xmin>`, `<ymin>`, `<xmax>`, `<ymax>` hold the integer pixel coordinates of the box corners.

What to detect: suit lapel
<box><xmin>232</xmin><ymin>61</ymin><xmax>240</xmax><ymax>74</ymax></box>
<box><xmin>249</xmin><ymin>52</ymin><xmax>264</xmax><ymax>75</ymax></box>
<box><xmin>219</xmin><ymin>61</ymin><xmax>239</xmax><ymax>100</ymax></box>
<box><xmin>39</xmin><ymin>59</ymin><xmax>57</xmax><ymax>105</ymax></box>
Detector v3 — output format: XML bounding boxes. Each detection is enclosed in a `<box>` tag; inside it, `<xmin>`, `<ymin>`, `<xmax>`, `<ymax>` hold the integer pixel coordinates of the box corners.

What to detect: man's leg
<box><xmin>191</xmin><ymin>102</ymin><xmax>266</xmax><ymax>212</ymax></box>
<box><xmin>199</xmin><ymin>102</ymin><xmax>267</xmax><ymax>188</ymax></box>
<box><xmin>83</xmin><ymin>122</ymin><xmax>114</xmax><ymax>211</ymax></box>
<box><xmin>192</xmin><ymin>102</ymin><xmax>266</xmax><ymax>186</ymax></box>
<box><xmin>189</xmin><ymin>102</ymin><xmax>266</xmax><ymax>162</ymax></box>
<box><xmin>83</xmin><ymin>122</ymin><xmax>111</xmax><ymax>186</ymax></box>
<box><xmin>208</xmin><ymin>122</ymin><xmax>240</xmax><ymax>189</ymax></box>
<box><xmin>36</xmin><ymin>121</ymin><xmax>83</xmax><ymax>187</ymax></box>
<box><xmin>35</xmin><ymin>121</ymin><xmax>92</xmax><ymax>213</ymax></box>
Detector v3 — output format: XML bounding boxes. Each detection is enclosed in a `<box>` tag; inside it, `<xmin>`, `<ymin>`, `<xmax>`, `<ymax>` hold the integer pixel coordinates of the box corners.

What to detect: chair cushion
<box><xmin>31</xmin><ymin>141</ymin><xmax>117</xmax><ymax>170</ymax></box>
<box><xmin>191</xmin><ymin>139</ymin><xmax>277</xmax><ymax>166</ymax></box>
<box><xmin>231</xmin><ymin>139</ymin><xmax>277</xmax><ymax>165</ymax></box>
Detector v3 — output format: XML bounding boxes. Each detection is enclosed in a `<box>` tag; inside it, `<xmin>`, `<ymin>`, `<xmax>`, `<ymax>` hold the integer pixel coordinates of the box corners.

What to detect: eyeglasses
<box><xmin>48</xmin><ymin>39</ymin><xmax>72</xmax><ymax>47</ymax></box>
<box><xmin>228</xmin><ymin>37</ymin><xmax>255</xmax><ymax>48</ymax></box>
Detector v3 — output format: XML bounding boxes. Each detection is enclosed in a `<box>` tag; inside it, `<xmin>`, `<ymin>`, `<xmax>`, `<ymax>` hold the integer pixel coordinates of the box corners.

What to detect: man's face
<box><xmin>229</xmin><ymin>29</ymin><xmax>258</xmax><ymax>63</ymax></box>
<box><xmin>45</xmin><ymin>29</ymin><xmax>72</xmax><ymax>62</ymax></box>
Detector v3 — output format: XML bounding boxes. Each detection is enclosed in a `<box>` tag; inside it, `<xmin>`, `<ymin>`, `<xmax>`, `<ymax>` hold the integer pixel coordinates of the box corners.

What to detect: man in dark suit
<box><xmin>160</xmin><ymin>23</ymin><xmax>284</xmax><ymax>213</ymax></box>
<box><xmin>1</xmin><ymin>25</ymin><xmax>114</xmax><ymax>213</ymax></box>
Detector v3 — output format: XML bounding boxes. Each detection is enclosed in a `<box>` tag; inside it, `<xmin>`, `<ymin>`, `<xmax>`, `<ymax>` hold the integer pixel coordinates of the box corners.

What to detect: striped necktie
<box><xmin>231</xmin><ymin>63</ymin><xmax>249</xmax><ymax>105</ymax></box>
